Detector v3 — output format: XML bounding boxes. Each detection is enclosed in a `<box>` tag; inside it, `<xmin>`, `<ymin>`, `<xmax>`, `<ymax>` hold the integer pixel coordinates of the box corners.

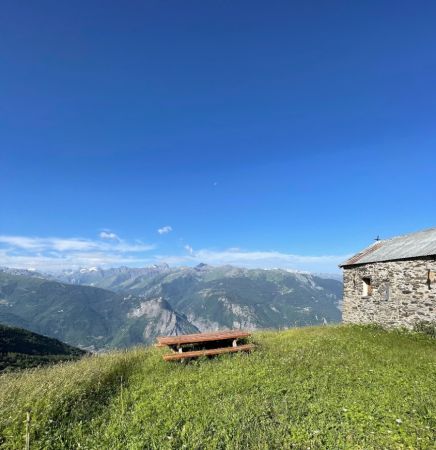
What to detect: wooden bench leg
<box><xmin>178</xmin><ymin>345</ymin><xmax>184</xmax><ymax>363</ymax></box>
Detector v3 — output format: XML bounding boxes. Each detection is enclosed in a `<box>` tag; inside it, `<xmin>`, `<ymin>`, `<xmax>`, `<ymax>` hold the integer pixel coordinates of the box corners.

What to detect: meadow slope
<box><xmin>0</xmin><ymin>325</ymin><xmax>435</xmax><ymax>449</ymax></box>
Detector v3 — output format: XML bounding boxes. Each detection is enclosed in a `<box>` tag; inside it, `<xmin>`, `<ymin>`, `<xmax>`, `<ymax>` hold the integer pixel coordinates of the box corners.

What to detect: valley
<box><xmin>0</xmin><ymin>265</ymin><xmax>342</xmax><ymax>350</ymax></box>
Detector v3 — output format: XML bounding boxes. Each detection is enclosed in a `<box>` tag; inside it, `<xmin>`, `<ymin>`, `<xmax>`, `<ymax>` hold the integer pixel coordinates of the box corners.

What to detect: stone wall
<box><xmin>342</xmin><ymin>256</ymin><xmax>436</xmax><ymax>328</ymax></box>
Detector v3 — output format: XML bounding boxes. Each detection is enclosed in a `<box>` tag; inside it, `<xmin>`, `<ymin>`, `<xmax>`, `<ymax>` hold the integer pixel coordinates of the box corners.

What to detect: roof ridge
<box><xmin>381</xmin><ymin>227</ymin><xmax>436</xmax><ymax>243</ymax></box>
<box><xmin>340</xmin><ymin>227</ymin><xmax>436</xmax><ymax>267</ymax></box>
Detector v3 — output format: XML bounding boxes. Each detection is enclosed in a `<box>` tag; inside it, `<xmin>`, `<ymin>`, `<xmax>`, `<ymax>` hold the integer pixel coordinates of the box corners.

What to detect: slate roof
<box><xmin>340</xmin><ymin>228</ymin><xmax>436</xmax><ymax>267</ymax></box>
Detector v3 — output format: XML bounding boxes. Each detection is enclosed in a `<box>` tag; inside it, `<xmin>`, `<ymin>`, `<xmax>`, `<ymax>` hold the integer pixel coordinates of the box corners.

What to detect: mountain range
<box><xmin>0</xmin><ymin>265</ymin><xmax>342</xmax><ymax>350</ymax></box>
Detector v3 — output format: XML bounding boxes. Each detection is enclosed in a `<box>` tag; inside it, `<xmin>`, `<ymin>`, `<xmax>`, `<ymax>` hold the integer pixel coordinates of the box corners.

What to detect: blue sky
<box><xmin>1</xmin><ymin>1</ymin><xmax>435</xmax><ymax>273</ymax></box>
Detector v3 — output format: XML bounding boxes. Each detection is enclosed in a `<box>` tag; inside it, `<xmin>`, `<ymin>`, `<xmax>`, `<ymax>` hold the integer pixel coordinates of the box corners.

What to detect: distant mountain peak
<box><xmin>79</xmin><ymin>267</ymin><xmax>99</xmax><ymax>273</ymax></box>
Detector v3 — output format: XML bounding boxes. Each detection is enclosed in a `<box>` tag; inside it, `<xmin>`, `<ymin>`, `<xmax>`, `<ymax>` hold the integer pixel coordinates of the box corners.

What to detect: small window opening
<box><xmin>362</xmin><ymin>277</ymin><xmax>372</xmax><ymax>296</ymax></box>
<box><xmin>384</xmin><ymin>282</ymin><xmax>390</xmax><ymax>301</ymax></box>
<box><xmin>427</xmin><ymin>270</ymin><xmax>434</xmax><ymax>289</ymax></box>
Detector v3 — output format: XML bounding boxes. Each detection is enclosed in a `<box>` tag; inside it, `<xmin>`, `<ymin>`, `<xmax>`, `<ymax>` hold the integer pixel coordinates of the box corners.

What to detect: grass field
<box><xmin>0</xmin><ymin>325</ymin><xmax>435</xmax><ymax>449</ymax></box>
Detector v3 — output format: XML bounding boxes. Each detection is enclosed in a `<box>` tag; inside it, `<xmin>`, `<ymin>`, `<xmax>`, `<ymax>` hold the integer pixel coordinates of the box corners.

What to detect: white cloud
<box><xmin>0</xmin><ymin>249</ymin><xmax>154</xmax><ymax>272</ymax></box>
<box><xmin>0</xmin><ymin>235</ymin><xmax>97</xmax><ymax>251</ymax></box>
<box><xmin>0</xmin><ymin>233</ymin><xmax>348</xmax><ymax>273</ymax></box>
<box><xmin>99</xmin><ymin>231</ymin><xmax>120</xmax><ymax>241</ymax></box>
<box><xmin>184</xmin><ymin>244</ymin><xmax>194</xmax><ymax>255</ymax></box>
<box><xmin>156</xmin><ymin>247</ymin><xmax>349</xmax><ymax>273</ymax></box>
<box><xmin>0</xmin><ymin>235</ymin><xmax>155</xmax><ymax>253</ymax></box>
<box><xmin>157</xmin><ymin>226</ymin><xmax>173</xmax><ymax>235</ymax></box>
<box><xmin>0</xmin><ymin>234</ymin><xmax>155</xmax><ymax>272</ymax></box>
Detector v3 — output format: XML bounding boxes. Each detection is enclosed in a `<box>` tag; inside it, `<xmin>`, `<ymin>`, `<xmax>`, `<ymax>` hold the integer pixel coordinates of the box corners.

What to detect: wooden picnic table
<box><xmin>156</xmin><ymin>330</ymin><xmax>254</xmax><ymax>361</ymax></box>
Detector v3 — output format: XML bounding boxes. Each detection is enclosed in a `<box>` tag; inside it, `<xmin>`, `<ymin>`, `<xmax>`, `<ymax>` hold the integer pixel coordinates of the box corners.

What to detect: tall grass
<box><xmin>0</xmin><ymin>348</ymin><xmax>146</xmax><ymax>448</ymax></box>
<box><xmin>0</xmin><ymin>325</ymin><xmax>435</xmax><ymax>449</ymax></box>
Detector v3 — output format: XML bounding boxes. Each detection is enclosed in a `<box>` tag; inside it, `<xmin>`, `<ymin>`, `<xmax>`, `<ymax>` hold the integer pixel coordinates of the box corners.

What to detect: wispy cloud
<box><xmin>99</xmin><ymin>231</ymin><xmax>120</xmax><ymax>241</ymax></box>
<box><xmin>0</xmin><ymin>234</ymin><xmax>155</xmax><ymax>272</ymax></box>
<box><xmin>184</xmin><ymin>244</ymin><xmax>194</xmax><ymax>255</ymax></box>
<box><xmin>0</xmin><ymin>235</ymin><xmax>102</xmax><ymax>252</ymax></box>
<box><xmin>0</xmin><ymin>233</ymin><xmax>347</xmax><ymax>273</ymax></box>
<box><xmin>157</xmin><ymin>246</ymin><xmax>348</xmax><ymax>273</ymax></box>
<box><xmin>157</xmin><ymin>225</ymin><xmax>173</xmax><ymax>235</ymax></box>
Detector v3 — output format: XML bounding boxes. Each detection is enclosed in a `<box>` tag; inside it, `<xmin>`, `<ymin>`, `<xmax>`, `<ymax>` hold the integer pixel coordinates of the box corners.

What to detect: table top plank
<box><xmin>163</xmin><ymin>343</ymin><xmax>254</xmax><ymax>360</ymax></box>
<box><xmin>156</xmin><ymin>330</ymin><xmax>251</xmax><ymax>346</ymax></box>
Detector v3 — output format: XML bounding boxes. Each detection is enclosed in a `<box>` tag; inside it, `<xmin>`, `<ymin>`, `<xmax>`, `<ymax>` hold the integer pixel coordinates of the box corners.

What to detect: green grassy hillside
<box><xmin>0</xmin><ymin>324</ymin><xmax>86</xmax><ymax>372</ymax></box>
<box><xmin>0</xmin><ymin>325</ymin><xmax>434</xmax><ymax>449</ymax></box>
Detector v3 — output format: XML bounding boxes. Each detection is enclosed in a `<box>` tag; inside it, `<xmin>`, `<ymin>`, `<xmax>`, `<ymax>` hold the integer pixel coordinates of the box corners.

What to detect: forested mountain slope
<box><xmin>0</xmin><ymin>324</ymin><xmax>86</xmax><ymax>372</ymax></box>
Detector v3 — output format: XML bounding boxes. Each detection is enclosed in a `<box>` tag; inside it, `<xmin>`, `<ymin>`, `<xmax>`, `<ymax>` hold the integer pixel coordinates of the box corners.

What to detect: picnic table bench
<box><xmin>156</xmin><ymin>330</ymin><xmax>254</xmax><ymax>361</ymax></box>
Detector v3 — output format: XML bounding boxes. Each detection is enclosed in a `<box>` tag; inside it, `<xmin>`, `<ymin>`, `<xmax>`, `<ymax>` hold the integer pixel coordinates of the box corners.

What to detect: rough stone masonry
<box><xmin>342</xmin><ymin>256</ymin><xmax>436</xmax><ymax>328</ymax></box>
